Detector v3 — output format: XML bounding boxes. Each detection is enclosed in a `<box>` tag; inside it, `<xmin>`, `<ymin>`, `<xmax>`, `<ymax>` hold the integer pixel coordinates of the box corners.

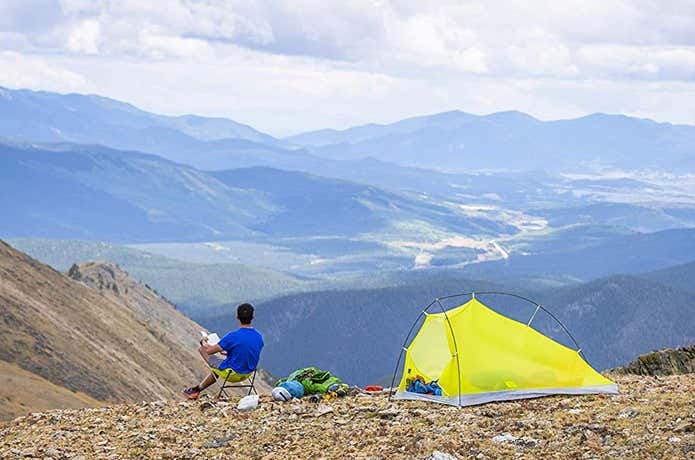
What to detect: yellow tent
<box><xmin>392</xmin><ymin>294</ymin><xmax>617</xmax><ymax>406</ymax></box>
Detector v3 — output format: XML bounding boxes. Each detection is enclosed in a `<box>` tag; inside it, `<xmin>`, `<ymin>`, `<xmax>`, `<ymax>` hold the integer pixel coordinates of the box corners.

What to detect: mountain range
<box><xmin>0</xmin><ymin>85</ymin><xmax>294</xmax><ymax>172</ymax></box>
<box><xmin>4</xmin><ymin>86</ymin><xmax>695</xmax><ymax>174</ymax></box>
<box><xmin>0</xmin><ymin>141</ymin><xmax>517</xmax><ymax>245</ymax></box>
<box><xmin>289</xmin><ymin>110</ymin><xmax>695</xmax><ymax>173</ymax></box>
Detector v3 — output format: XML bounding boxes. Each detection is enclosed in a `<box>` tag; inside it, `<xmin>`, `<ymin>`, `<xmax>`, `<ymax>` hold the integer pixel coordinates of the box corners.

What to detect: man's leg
<box><xmin>198</xmin><ymin>372</ymin><xmax>217</xmax><ymax>391</ymax></box>
<box><xmin>183</xmin><ymin>348</ymin><xmax>222</xmax><ymax>398</ymax></box>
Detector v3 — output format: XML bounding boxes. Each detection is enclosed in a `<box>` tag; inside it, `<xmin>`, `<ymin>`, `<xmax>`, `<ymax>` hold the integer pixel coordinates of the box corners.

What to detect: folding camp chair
<box><xmin>214</xmin><ymin>367</ymin><xmax>258</xmax><ymax>399</ymax></box>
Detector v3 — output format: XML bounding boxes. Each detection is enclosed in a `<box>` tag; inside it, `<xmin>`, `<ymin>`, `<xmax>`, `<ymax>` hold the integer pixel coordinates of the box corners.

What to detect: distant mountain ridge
<box><xmin>288</xmin><ymin>110</ymin><xmax>695</xmax><ymax>172</ymax></box>
<box><xmin>0</xmin><ymin>85</ymin><xmax>277</xmax><ymax>144</ymax></box>
<box><xmin>0</xmin><ymin>86</ymin><xmax>308</xmax><ymax>171</ymax></box>
<box><xmin>5</xmin><ymin>86</ymin><xmax>695</xmax><ymax>174</ymax></box>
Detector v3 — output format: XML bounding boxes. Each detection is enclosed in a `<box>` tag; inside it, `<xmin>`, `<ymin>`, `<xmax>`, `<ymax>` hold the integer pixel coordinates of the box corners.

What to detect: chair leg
<box><xmin>216</xmin><ymin>370</ymin><xmax>258</xmax><ymax>398</ymax></box>
<box><xmin>217</xmin><ymin>371</ymin><xmax>232</xmax><ymax>400</ymax></box>
<box><xmin>247</xmin><ymin>370</ymin><xmax>257</xmax><ymax>396</ymax></box>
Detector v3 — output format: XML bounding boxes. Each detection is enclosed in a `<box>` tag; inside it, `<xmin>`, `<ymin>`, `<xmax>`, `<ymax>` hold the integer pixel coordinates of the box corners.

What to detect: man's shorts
<box><xmin>207</xmin><ymin>355</ymin><xmax>251</xmax><ymax>382</ymax></box>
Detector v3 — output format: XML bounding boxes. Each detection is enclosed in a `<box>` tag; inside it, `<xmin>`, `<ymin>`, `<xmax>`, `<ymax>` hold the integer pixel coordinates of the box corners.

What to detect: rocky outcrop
<box><xmin>611</xmin><ymin>345</ymin><xmax>695</xmax><ymax>376</ymax></box>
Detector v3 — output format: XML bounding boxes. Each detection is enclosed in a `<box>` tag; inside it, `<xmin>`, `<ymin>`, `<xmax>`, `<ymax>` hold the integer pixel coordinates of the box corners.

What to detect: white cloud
<box><xmin>1</xmin><ymin>0</ymin><xmax>695</xmax><ymax>134</ymax></box>
<box><xmin>66</xmin><ymin>19</ymin><xmax>101</xmax><ymax>54</ymax></box>
<box><xmin>577</xmin><ymin>44</ymin><xmax>695</xmax><ymax>80</ymax></box>
<box><xmin>0</xmin><ymin>51</ymin><xmax>88</xmax><ymax>90</ymax></box>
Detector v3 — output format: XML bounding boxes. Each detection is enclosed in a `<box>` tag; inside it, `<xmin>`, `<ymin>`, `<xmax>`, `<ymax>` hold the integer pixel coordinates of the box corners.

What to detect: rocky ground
<box><xmin>1</xmin><ymin>375</ymin><xmax>694</xmax><ymax>459</ymax></box>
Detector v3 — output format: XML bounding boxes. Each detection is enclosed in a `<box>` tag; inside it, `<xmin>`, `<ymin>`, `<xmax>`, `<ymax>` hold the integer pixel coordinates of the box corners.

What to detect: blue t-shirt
<box><xmin>217</xmin><ymin>327</ymin><xmax>264</xmax><ymax>374</ymax></box>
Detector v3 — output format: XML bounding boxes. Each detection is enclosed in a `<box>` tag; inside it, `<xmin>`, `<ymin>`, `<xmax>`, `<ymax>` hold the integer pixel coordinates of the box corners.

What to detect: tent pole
<box><xmin>387</xmin><ymin>300</ymin><xmax>436</xmax><ymax>401</ymax></box>
<box><xmin>443</xmin><ymin>291</ymin><xmax>584</xmax><ymax>354</ymax></box>
<box><xmin>436</xmin><ymin>299</ymin><xmax>462</xmax><ymax>408</ymax></box>
<box><xmin>527</xmin><ymin>305</ymin><xmax>540</xmax><ymax>326</ymax></box>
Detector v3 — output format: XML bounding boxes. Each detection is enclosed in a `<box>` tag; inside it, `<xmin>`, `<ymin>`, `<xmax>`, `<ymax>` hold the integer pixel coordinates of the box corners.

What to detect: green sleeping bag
<box><xmin>277</xmin><ymin>367</ymin><xmax>343</xmax><ymax>395</ymax></box>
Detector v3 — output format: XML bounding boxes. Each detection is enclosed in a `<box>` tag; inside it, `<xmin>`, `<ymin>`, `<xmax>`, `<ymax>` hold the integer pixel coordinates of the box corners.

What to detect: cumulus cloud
<box><xmin>0</xmin><ymin>51</ymin><xmax>87</xmax><ymax>90</ymax></box>
<box><xmin>3</xmin><ymin>0</ymin><xmax>695</xmax><ymax>79</ymax></box>
<box><xmin>1</xmin><ymin>0</ymin><xmax>695</xmax><ymax>133</ymax></box>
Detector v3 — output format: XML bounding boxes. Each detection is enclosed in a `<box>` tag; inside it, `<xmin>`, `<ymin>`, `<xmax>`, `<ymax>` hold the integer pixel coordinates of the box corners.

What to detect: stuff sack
<box><xmin>237</xmin><ymin>394</ymin><xmax>259</xmax><ymax>411</ymax></box>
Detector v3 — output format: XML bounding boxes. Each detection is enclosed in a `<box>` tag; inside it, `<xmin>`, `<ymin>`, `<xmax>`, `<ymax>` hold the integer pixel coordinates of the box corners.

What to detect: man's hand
<box><xmin>198</xmin><ymin>343</ymin><xmax>223</xmax><ymax>357</ymax></box>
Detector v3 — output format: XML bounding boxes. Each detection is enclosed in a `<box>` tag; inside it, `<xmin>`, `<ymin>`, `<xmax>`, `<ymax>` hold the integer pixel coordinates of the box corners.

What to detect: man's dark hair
<box><xmin>237</xmin><ymin>303</ymin><xmax>254</xmax><ymax>325</ymax></box>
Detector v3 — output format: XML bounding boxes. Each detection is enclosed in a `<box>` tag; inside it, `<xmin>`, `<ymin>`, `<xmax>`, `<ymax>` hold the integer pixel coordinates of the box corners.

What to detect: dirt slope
<box><xmin>0</xmin><ymin>360</ymin><xmax>102</xmax><ymax>421</ymax></box>
<box><xmin>1</xmin><ymin>374</ymin><xmax>693</xmax><ymax>459</ymax></box>
<box><xmin>0</xmin><ymin>240</ymin><xmax>256</xmax><ymax>416</ymax></box>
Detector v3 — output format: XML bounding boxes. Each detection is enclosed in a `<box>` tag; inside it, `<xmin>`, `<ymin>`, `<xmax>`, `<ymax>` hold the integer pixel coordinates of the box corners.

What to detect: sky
<box><xmin>2</xmin><ymin>0</ymin><xmax>695</xmax><ymax>136</ymax></box>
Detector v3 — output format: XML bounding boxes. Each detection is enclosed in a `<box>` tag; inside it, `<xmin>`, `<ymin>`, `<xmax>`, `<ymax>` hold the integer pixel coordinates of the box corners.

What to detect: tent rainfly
<box><xmin>390</xmin><ymin>292</ymin><xmax>618</xmax><ymax>407</ymax></box>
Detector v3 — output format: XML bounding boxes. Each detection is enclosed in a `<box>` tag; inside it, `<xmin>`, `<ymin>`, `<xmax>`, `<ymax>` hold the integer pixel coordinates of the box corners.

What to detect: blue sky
<box><xmin>2</xmin><ymin>0</ymin><xmax>695</xmax><ymax>136</ymax></box>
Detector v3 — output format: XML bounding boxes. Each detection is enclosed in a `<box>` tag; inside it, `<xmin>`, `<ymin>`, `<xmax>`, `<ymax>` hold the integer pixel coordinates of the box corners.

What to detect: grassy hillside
<box><xmin>212</xmin><ymin>167</ymin><xmax>516</xmax><ymax>237</ymax></box>
<box><xmin>1</xmin><ymin>143</ymin><xmax>525</xmax><ymax>252</ymax></box>
<box><xmin>0</xmin><ymin>142</ymin><xmax>272</xmax><ymax>242</ymax></box>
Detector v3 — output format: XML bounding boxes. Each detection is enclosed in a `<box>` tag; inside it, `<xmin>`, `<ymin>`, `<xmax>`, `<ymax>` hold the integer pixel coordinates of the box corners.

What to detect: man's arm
<box><xmin>198</xmin><ymin>342</ymin><xmax>223</xmax><ymax>360</ymax></box>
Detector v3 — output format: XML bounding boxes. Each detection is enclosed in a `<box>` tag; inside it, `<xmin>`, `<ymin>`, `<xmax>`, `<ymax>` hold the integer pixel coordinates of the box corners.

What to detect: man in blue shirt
<box><xmin>183</xmin><ymin>303</ymin><xmax>264</xmax><ymax>400</ymax></box>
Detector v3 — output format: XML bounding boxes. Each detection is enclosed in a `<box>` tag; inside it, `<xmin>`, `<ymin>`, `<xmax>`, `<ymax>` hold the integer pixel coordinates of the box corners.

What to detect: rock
<box><xmin>491</xmin><ymin>433</ymin><xmax>539</xmax><ymax>448</ymax></box>
<box><xmin>201</xmin><ymin>434</ymin><xmax>236</xmax><ymax>448</ymax></box>
<box><xmin>514</xmin><ymin>436</ymin><xmax>540</xmax><ymax>448</ymax></box>
<box><xmin>492</xmin><ymin>433</ymin><xmax>518</xmax><ymax>444</ymax></box>
<box><xmin>674</xmin><ymin>421</ymin><xmax>694</xmax><ymax>432</ymax></box>
<box><xmin>377</xmin><ymin>409</ymin><xmax>399</xmax><ymax>420</ymax></box>
<box><xmin>610</xmin><ymin>345</ymin><xmax>695</xmax><ymax>376</ymax></box>
<box><xmin>618</xmin><ymin>408</ymin><xmax>639</xmax><ymax>418</ymax></box>
<box><xmin>429</xmin><ymin>451</ymin><xmax>458</xmax><ymax>460</ymax></box>
<box><xmin>199</xmin><ymin>401</ymin><xmax>215</xmax><ymax>412</ymax></box>
<box><xmin>316</xmin><ymin>404</ymin><xmax>334</xmax><ymax>417</ymax></box>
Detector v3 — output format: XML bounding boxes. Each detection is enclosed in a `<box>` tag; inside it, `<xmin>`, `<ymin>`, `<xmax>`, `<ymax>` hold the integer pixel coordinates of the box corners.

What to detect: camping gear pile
<box><xmin>405</xmin><ymin>376</ymin><xmax>442</xmax><ymax>396</ymax></box>
<box><xmin>272</xmin><ymin>367</ymin><xmax>349</xmax><ymax>402</ymax></box>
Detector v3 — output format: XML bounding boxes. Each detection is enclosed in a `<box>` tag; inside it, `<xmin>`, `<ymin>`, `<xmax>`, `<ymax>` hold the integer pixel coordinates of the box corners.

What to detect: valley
<box><xmin>1</xmin><ymin>86</ymin><xmax>694</xmax><ymax>427</ymax></box>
